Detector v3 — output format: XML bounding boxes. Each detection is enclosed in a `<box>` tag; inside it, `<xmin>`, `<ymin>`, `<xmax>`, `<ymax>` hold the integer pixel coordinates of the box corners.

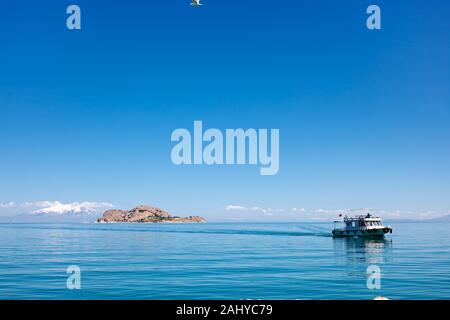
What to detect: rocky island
<box><xmin>97</xmin><ymin>205</ymin><xmax>205</xmax><ymax>223</ymax></box>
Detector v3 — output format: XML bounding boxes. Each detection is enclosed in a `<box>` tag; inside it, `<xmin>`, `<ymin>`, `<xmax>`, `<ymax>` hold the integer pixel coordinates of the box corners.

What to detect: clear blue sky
<box><xmin>0</xmin><ymin>1</ymin><xmax>449</xmax><ymax>220</ymax></box>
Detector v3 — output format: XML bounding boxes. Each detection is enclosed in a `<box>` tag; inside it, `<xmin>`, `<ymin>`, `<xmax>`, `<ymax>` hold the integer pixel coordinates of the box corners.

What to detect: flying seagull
<box><xmin>191</xmin><ymin>0</ymin><xmax>203</xmax><ymax>6</ymax></box>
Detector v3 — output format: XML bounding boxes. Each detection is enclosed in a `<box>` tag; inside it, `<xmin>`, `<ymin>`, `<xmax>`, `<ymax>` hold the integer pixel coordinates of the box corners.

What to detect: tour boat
<box><xmin>332</xmin><ymin>213</ymin><xmax>392</xmax><ymax>237</ymax></box>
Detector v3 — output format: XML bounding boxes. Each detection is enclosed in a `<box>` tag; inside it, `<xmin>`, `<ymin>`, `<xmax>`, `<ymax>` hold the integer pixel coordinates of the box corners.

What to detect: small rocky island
<box><xmin>97</xmin><ymin>205</ymin><xmax>205</xmax><ymax>223</ymax></box>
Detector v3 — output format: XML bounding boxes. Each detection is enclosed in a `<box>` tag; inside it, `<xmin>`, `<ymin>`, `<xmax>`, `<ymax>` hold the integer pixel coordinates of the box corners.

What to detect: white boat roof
<box><xmin>346</xmin><ymin>216</ymin><xmax>382</xmax><ymax>221</ymax></box>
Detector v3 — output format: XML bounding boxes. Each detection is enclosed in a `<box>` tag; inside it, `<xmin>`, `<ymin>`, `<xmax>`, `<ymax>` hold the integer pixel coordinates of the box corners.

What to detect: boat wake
<box><xmin>1</xmin><ymin>223</ymin><xmax>333</xmax><ymax>238</ymax></box>
<box><xmin>160</xmin><ymin>228</ymin><xmax>332</xmax><ymax>238</ymax></box>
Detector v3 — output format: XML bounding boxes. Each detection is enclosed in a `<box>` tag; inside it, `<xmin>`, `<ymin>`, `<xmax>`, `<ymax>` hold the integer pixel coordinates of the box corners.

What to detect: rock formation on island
<box><xmin>96</xmin><ymin>205</ymin><xmax>205</xmax><ymax>223</ymax></box>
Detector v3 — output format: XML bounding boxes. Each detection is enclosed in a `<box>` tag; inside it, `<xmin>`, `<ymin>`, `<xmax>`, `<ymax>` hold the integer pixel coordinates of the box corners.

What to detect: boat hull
<box><xmin>332</xmin><ymin>227</ymin><xmax>392</xmax><ymax>237</ymax></box>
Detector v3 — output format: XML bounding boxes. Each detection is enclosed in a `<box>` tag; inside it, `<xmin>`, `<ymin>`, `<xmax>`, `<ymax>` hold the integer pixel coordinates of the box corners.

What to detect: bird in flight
<box><xmin>190</xmin><ymin>0</ymin><xmax>203</xmax><ymax>6</ymax></box>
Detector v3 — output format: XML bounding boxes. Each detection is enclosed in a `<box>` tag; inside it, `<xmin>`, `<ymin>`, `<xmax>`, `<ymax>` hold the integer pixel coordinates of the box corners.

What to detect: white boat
<box><xmin>332</xmin><ymin>213</ymin><xmax>392</xmax><ymax>237</ymax></box>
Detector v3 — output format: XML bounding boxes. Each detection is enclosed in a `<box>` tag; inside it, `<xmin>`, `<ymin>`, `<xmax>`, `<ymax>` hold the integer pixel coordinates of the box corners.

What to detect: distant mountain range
<box><xmin>0</xmin><ymin>204</ymin><xmax>206</xmax><ymax>224</ymax></box>
<box><xmin>0</xmin><ymin>210</ymin><xmax>449</xmax><ymax>223</ymax></box>
<box><xmin>0</xmin><ymin>210</ymin><xmax>101</xmax><ymax>223</ymax></box>
<box><xmin>428</xmin><ymin>214</ymin><xmax>450</xmax><ymax>222</ymax></box>
<box><xmin>384</xmin><ymin>214</ymin><xmax>450</xmax><ymax>223</ymax></box>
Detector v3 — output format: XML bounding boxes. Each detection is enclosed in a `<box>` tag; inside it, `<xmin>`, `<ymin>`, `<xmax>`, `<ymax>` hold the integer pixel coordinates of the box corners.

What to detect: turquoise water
<box><xmin>0</xmin><ymin>222</ymin><xmax>449</xmax><ymax>300</ymax></box>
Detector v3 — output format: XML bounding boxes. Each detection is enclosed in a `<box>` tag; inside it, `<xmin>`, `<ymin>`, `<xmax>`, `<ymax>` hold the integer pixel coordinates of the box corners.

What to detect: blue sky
<box><xmin>0</xmin><ymin>1</ymin><xmax>449</xmax><ymax>220</ymax></box>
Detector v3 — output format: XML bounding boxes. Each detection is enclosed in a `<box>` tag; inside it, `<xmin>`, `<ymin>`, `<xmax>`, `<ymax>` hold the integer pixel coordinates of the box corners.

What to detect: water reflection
<box><xmin>333</xmin><ymin>237</ymin><xmax>392</xmax><ymax>265</ymax></box>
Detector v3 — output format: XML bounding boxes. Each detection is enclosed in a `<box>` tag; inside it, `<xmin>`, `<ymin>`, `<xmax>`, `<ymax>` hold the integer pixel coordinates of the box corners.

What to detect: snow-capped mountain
<box><xmin>0</xmin><ymin>201</ymin><xmax>114</xmax><ymax>223</ymax></box>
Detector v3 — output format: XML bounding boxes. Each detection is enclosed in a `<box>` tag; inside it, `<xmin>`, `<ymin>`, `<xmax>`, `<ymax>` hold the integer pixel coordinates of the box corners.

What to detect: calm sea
<box><xmin>0</xmin><ymin>222</ymin><xmax>449</xmax><ymax>299</ymax></box>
